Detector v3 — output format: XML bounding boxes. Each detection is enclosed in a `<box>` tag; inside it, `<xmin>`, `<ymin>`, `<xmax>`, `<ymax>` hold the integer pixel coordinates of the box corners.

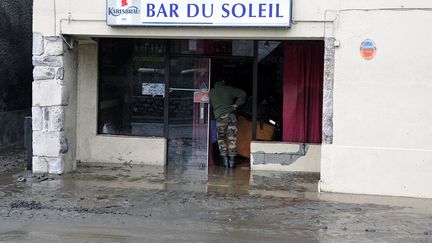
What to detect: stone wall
<box><xmin>32</xmin><ymin>35</ymin><xmax>70</xmax><ymax>174</ymax></box>
<box><xmin>322</xmin><ymin>38</ymin><xmax>335</xmax><ymax>144</ymax></box>
<box><xmin>0</xmin><ymin>0</ymin><xmax>33</xmax><ymax>148</ymax></box>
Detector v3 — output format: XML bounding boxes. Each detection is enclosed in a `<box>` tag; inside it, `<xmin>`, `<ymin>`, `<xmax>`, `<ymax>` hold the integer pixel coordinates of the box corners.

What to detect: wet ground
<box><xmin>0</xmin><ymin>157</ymin><xmax>432</xmax><ymax>242</ymax></box>
<box><xmin>0</xmin><ymin>147</ymin><xmax>25</xmax><ymax>173</ymax></box>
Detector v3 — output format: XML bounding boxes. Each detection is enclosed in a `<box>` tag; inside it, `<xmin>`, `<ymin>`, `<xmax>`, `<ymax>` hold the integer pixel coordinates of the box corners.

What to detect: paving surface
<box><xmin>0</xmin><ymin>156</ymin><xmax>432</xmax><ymax>242</ymax></box>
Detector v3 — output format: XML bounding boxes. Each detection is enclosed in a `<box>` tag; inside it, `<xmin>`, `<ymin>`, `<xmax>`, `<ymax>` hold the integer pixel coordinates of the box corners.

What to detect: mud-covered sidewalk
<box><xmin>0</xmin><ymin>159</ymin><xmax>432</xmax><ymax>242</ymax></box>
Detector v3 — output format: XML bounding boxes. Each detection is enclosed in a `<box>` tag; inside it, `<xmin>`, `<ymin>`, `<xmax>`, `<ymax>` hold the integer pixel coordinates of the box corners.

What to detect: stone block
<box><xmin>56</xmin><ymin>67</ymin><xmax>64</xmax><ymax>80</ymax></box>
<box><xmin>60</xmin><ymin>136</ymin><xmax>69</xmax><ymax>154</ymax></box>
<box><xmin>33</xmin><ymin>66</ymin><xmax>56</xmax><ymax>80</ymax></box>
<box><xmin>45</xmin><ymin>36</ymin><xmax>65</xmax><ymax>56</ymax></box>
<box><xmin>48</xmin><ymin>157</ymin><xmax>64</xmax><ymax>174</ymax></box>
<box><xmin>32</xmin><ymin>156</ymin><xmax>65</xmax><ymax>174</ymax></box>
<box><xmin>323</xmin><ymin>37</ymin><xmax>336</xmax><ymax>145</ymax></box>
<box><xmin>48</xmin><ymin>106</ymin><xmax>65</xmax><ymax>132</ymax></box>
<box><xmin>32</xmin><ymin>32</ymin><xmax>44</xmax><ymax>56</ymax></box>
<box><xmin>32</xmin><ymin>106</ymin><xmax>43</xmax><ymax>131</ymax></box>
<box><xmin>32</xmin><ymin>56</ymin><xmax>62</xmax><ymax>67</ymax></box>
<box><xmin>33</xmin><ymin>80</ymin><xmax>68</xmax><ymax>106</ymax></box>
<box><xmin>32</xmin><ymin>156</ymin><xmax>48</xmax><ymax>173</ymax></box>
<box><xmin>33</xmin><ymin>131</ymin><xmax>64</xmax><ymax>157</ymax></box>
<box><xmin>42</xmin><ymin>107</ymin><xmax>49</xmax><ymax>131</ymax></box>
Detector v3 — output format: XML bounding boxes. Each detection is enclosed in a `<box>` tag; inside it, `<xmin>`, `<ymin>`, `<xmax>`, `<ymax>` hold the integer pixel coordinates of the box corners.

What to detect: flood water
<box><xmin>0</xmin><ymin>162</ymin><xmax>432</xmax><ymax>242</ymax></box>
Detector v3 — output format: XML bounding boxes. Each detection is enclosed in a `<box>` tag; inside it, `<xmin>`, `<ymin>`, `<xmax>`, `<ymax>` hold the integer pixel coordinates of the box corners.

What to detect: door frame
<box><xmin>165</xmin><ymin>56</ymin><xmax>212</xmax><ymax>168</ymax></box>
<box><xmin>163</xmin><ymin>40</ymin><xmax>259</xmax><ymax>167</ymax></box>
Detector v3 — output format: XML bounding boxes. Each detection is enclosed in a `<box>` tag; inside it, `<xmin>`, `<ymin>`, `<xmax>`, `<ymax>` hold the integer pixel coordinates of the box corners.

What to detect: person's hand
<box><xmin>231</xmin><ymin>104</ymin><xmax>238</xmax><ymax>110</ymax></box>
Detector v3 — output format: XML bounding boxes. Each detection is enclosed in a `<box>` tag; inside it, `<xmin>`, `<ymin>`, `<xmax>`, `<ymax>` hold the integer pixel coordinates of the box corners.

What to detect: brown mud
<box><xmin>0</xmin><ymin>161</ymin><xmax>432</xmax><ymax>242</ymax></box>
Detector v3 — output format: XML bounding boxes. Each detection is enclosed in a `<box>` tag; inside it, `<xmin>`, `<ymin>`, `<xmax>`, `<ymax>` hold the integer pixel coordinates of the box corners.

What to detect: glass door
<box><xmin>167</xmin><ymin>57</ymin><xmax>211</xmax><ymax>173</ymax></box>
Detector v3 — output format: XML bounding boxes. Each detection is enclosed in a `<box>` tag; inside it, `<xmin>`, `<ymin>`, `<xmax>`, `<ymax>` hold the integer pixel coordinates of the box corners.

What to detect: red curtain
<box><xmin>282</xmin><ymin>43</ymin><xmax>324</xmax><ymax>144</ymax></box>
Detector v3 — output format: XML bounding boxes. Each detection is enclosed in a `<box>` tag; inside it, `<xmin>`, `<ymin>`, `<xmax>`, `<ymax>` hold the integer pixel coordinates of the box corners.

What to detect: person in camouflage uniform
<box><xmin>209</xmin><ymin>80</ymin><xmax>246</xmax><ymax>168</ymax></box>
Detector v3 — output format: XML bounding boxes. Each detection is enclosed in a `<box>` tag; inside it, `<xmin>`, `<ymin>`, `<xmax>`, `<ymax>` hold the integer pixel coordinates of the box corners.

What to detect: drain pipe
<box><xmin>24</xmin><ymin>116</ymin><xmax>32</xmax><ymax>171</ymax></box>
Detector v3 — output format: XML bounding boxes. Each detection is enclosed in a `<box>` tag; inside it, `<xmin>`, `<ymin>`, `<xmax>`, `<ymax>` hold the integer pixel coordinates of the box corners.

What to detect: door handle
<box><xmin>169</xmin><ymin>88</ymin><xmax>206</xmax><ymax>92</ymax></box>
<box><xmin>200</xmin><ymin>103</ymin><xmax>205</xmax><ymax>123</ymax></box>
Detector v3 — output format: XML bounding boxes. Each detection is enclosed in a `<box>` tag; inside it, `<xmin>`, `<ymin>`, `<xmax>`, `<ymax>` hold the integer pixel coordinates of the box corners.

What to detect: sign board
<box><xmin>194</xmin><ymin>91</ymin><xmax>209</xmax><ymax>103</ymax></box>
<box><xmin>142</xmin><ymin>83</ymin><xmax>165</xmax><ymax>97</ymax></box>
<box><xmin>107</xmin><ymin>0</ymin><xmax>292</xmax><ymax>27</ymax></box>
<box><xmin>360</xmin><ymin>39</ymin><xmax>377</xmax><ymax>60</ymax></box>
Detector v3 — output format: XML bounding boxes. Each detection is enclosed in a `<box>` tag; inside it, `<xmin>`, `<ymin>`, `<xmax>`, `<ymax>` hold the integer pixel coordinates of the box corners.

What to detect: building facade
<box><xmin>32</xmin><ymin>0</ymin><xmax>432</xmax><ymax>198</ymax></box>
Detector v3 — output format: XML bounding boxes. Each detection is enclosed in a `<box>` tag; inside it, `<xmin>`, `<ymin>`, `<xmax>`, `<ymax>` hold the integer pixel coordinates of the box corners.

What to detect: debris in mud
<box><xmin>96</xmin><ymin>195</ymin><xmax>109</xmax><ymax>200</ymax></box>
<box><xmin>34</xmin><ymin>177</ymin><xmax>48</xmax><ymax>182</ymax></box>
<box><xmin>23</xmin><ymin>173</ymin><xmax>48</xmax><ymax>183</ymax></box>
<box><xmin>8</xmin><ymin>200</ymin><xmax>131</xmax><ymax>216</ymax></box>
<box><xmin>123</xmin><ymin>160</ymin><xmax>133</xmax><ymax>168</ymax></box>
<box><xmin>11</xmin><ymin>171</ymin><xmax>50</xmax><ymax>183</ymax></box>
<box><xmin>10</xmin><ymin>200</ymin><xmax>44</xmax><ymax>210</ymax></box>
<box><xmin>365</xmin><ymin>228</ymin><xmax>377</xmax><ymax>232</ymax></box>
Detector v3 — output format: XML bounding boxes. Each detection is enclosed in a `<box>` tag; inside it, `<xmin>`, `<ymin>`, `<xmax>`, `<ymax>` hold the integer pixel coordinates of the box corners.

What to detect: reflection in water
<box><xmin>0</xmin><ymin>162</ymin><xmax>319</xmax><ymax>200</ymax></box>
<box><xmin>207</xmin><ymin>164</ymin><xmax>251</xmax><ymax>195</ymax></box>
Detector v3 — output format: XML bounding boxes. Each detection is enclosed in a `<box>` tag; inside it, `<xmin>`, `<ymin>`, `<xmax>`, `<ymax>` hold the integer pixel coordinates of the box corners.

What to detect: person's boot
<box><xmin>228</xmin><ymin>156</ymin><xmax>236</xmax><ymax>168</ymax></box>
<box><xmin>221</xmin><ymin>156</ymin><xmax>229</xmax><ymax>168</ymax></box>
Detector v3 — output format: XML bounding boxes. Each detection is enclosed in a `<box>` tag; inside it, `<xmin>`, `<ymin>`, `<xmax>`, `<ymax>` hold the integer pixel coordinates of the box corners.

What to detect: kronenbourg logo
<box><xmin>108</xmin><ymin>5</ymin><xmax>139</xmax><ymax>17</ymax></box>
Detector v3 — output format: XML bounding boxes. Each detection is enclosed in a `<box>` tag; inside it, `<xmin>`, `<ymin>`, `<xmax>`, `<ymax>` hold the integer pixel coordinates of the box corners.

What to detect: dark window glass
<box><xmin>257</xmin><ymin>41</ymin><xmax>284</xmax><ymax>141</ymax></box>
<box><xmin>170</xmin><ymin>40</ymin><xmax>253</xmax><ymax>57</ymax></box>
<box><xmin>98</xmin><ymin>39</ymin><xmax>166</xmax><ymax>137</ymax></box>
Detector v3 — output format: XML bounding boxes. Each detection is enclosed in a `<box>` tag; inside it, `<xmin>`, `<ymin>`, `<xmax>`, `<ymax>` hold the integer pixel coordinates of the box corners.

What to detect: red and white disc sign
<box><xmin>360</xmin><ymin>39</ymin><xmax>377</xmax><ymax>60</ymax></box>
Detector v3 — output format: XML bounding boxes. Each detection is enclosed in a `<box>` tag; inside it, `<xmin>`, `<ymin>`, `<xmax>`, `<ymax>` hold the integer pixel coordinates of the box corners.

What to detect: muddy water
<box><xmin>0</xmin><ymin>163</ymin><xmax>431</xmax><ymax>242</ymax></box>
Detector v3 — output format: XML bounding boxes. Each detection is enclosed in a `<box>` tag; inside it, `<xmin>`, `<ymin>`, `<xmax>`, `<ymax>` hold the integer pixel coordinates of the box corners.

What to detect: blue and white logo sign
<box><xmin>106</xmin><ymin>0</ymin><xmax>292</xmax><ymax>27</ymax></box>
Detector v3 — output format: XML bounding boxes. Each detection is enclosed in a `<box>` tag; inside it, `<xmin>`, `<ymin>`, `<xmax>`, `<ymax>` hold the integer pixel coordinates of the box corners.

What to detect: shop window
<box><xmin>96</xmin><ymin>38</ymin><xmax>324</xmax><ymax>144</ymax></box>
<box><xmin>256</xmin><ymin>41</ymin><xmax>284</xmax><ymax>141</ymax></box>
<box><xmin>256</xmin><ymin>41</ymin><xmax>324</xmax><ymax>144</ymax></box>
<box><xmin>98</xmin><ymin>39</ymin><xmax>166</xmax><ymax>137</ymax></box>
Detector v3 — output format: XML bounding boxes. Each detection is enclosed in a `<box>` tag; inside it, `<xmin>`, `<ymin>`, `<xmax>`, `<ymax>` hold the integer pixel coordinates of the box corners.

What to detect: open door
<box><xmin>167</xmin><ymin>57</ymin><xmax>211</xmax><ymax>182</ymax></box>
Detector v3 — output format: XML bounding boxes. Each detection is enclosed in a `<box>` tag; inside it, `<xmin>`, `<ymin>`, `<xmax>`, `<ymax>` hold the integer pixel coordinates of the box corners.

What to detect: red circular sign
<box><xmin>360</xmin><ymin>39</ymin><xmax>377</xmax><ymax>60</ymax></box>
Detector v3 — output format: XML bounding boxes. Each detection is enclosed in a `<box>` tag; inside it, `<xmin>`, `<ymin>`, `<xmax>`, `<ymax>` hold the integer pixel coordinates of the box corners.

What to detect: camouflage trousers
<box><xmin>216</xmin><ymin>113</ymin><xmax>238</xmax><ymax>157</ymax></box>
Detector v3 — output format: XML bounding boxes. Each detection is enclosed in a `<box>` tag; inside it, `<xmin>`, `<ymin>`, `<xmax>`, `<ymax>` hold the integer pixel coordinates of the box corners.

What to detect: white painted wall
<box><xmin>321</xmin><ymin>9</ymin><xmax>432</xmax><ymax>198</ymax></box>
<box><xmin>33</xmin><ymin>0</ymin><xmax>338</xmax><ymax>38</ymax></box>
<box><xmin>34</xmin><ymin>0</ymin><xmax>432</xmax><ymax>39</ymax></box>
<box><xmin>59</xmin><ymin>46</ymin><xmax>78</xmax><ymax>172</ymax></box>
